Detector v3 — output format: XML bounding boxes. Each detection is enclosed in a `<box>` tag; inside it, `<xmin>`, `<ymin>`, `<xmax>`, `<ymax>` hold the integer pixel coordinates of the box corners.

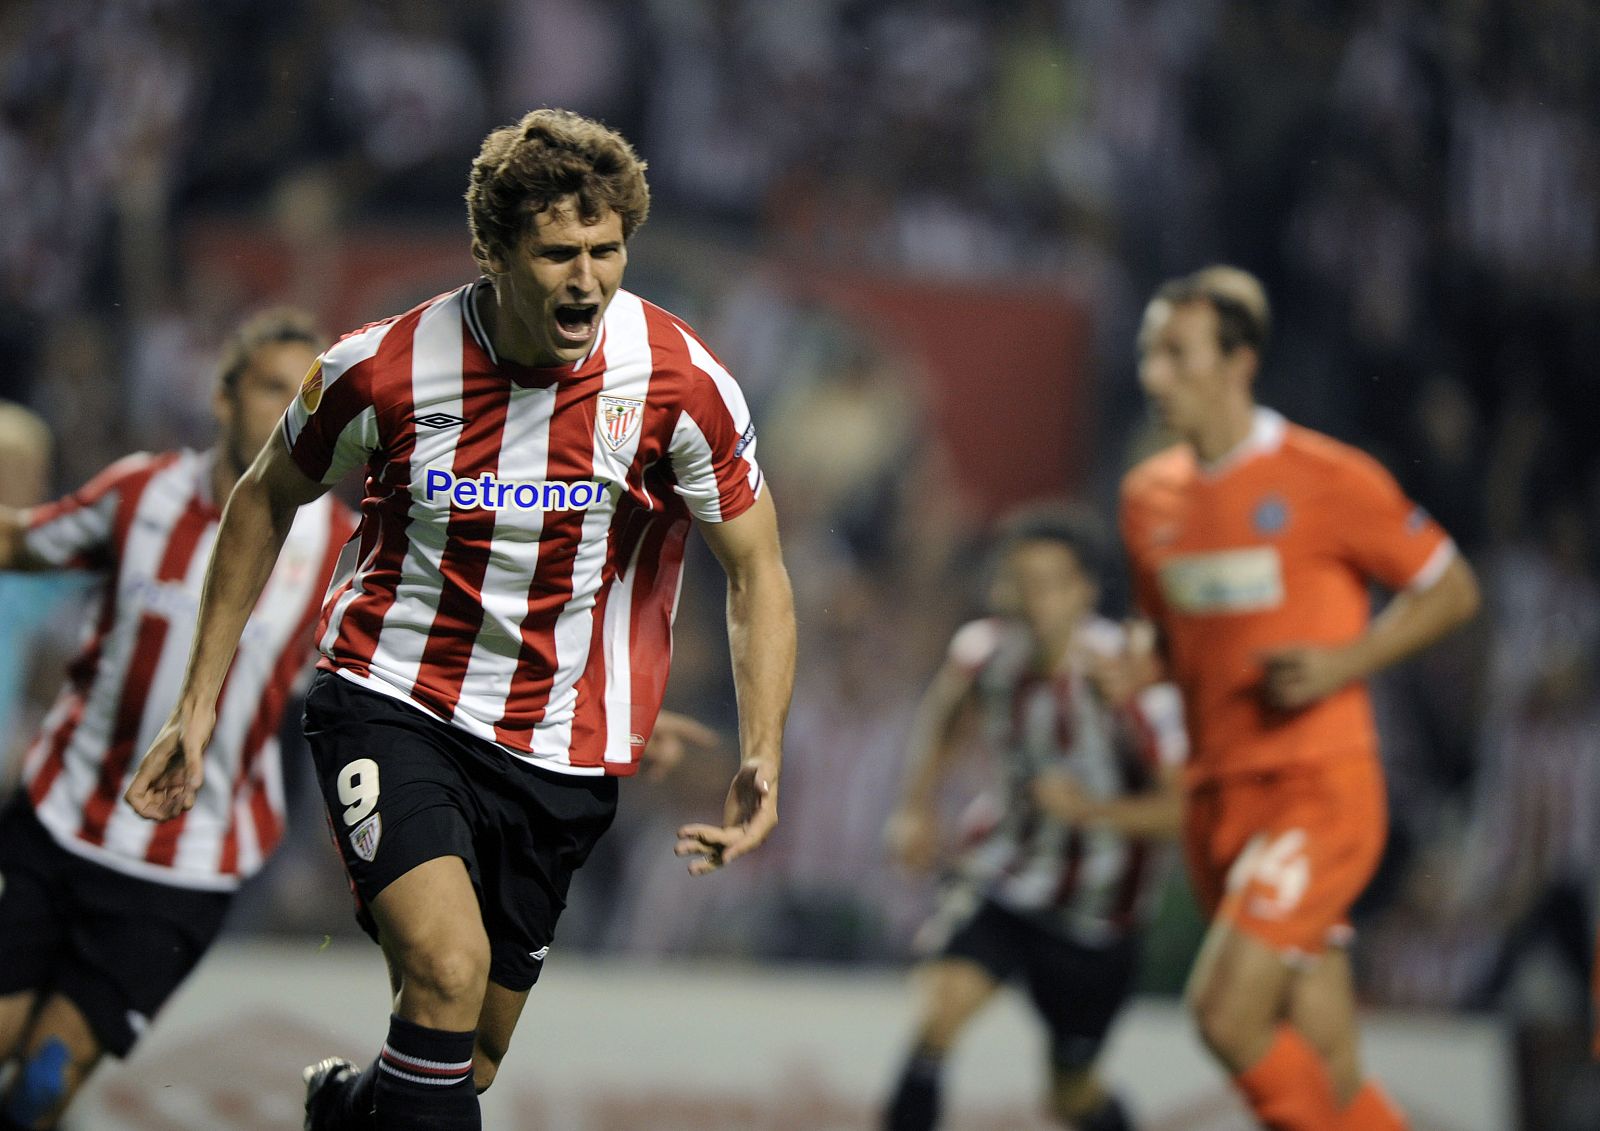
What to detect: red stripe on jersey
<box><xmin>411</xmin><ymin>354</ymin><xmax>513</xmax><ymax>718</ymax></box>
<box><xmin>329</xmin><ymin>314</ymin><xmax>421</xmax><ymax>673</ymax></box>
<box><xmin>27</xmin><ymin>693</ymin><xmax>87</xmax><ymax>808</ymax></box>
<box><xmin>494</xmin><ymin>373</ymin><xmax>601</xmax><ymax>748</ymax></box>
<box><xmin>628</xmin><ymin>511</ymin><xmax>691</xmax><ymax>754</ymax></box>
<box><xmin>1050</xmin><ymin>829</ymin><xmax>1086</xmax><ymax>908</ymax></box>
<box><xmin>1109</xmin><ymin>843</ymin><xmax>1150</xmax><ymax>931</ymax></box>
<box><xmin>79</xmin><ymin>503</ymin><xmax>212</xmax><ymax>846</ymax></box>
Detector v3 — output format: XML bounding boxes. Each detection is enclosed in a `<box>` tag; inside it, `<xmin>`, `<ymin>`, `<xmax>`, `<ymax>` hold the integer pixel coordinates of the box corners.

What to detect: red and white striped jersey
<box><xmin>281</xmin><ymin>282</ymin><xmax>763</xmax><ymax>776</ymax></box>
<box><xmin>20</xmin><ymin>449</ymin><xmax>352</xmax><ymax>891</ymax></box>
<box><xmin>949</xmin><ymin>616</ymin><xmax>1188</xmax><ymax>945</ymax></box>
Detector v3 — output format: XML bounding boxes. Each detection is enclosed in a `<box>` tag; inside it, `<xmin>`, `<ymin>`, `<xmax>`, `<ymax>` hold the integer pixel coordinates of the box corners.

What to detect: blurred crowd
<box><xmin>1</xmin><ymin>0</ymin><xmax>1597</xmax><ymax>1122</ymax></box>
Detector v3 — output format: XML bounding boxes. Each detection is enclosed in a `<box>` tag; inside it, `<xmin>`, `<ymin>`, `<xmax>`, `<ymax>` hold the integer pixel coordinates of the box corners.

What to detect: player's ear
<box><xmin>474</xmin><ymin>238</ymin><xmax>507</xmax><ymax>276</ymax></box>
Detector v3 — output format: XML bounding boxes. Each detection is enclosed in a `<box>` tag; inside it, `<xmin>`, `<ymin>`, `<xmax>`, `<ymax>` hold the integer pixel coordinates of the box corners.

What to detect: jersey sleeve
<box><xmin>1327</xmin><ymin>448</ymin><xmax>1453</xmax><ymax>591</ymax></box>
<box><xmin>666</xmin><ymin>327</ymin><xmax>763</xmax><ymax>524</ymax></box>
<box><xmin>280</xmin><ymin>344</ymin><xmax>382</xmax><ymax>487</ymax></box>
<box><xmin>1118</xmin><ymin>481</ymin><xmax>1167</xmax><ymax>621</ymax></box>
<box><xmin>1129</xmin><ymin>682</ymin><xmax>1188</xmax><ymax>770</ymax></box>
<box><xmin>21</xmin><ymin>452</ymin><xmax>162</xmax><ymax>570</ymax></box>
<box><xmin>946</xmin><ymin>618</ymin><xmax>1003</xmax><ymax>677</ymax></box>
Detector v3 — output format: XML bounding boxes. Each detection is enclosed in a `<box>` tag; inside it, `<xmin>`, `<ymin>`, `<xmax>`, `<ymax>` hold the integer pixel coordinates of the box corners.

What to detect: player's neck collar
<box><xmin>1197</xmin><ymin>407</ymin><xmax>1285</xmax><ymax>478</ymax></box>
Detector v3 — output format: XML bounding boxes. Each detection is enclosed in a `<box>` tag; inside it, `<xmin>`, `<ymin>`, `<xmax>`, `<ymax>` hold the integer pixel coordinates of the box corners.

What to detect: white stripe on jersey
<box><xmin>374</xmin><ymin>294</ymin><xmax>468</xmax><ymax>696</ymax></box>
<box><xmin>533</xmin><ymin>293</ymin><xmax>652</xmax><ymax>763</ymax></box>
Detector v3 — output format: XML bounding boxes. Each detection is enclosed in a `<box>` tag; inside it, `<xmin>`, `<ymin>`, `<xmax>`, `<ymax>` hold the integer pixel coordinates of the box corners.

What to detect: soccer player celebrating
<box><xmin>1119</xmin><ymin>267</ymin><xmax>1480</xmax><ymax>1131</ymax></box>
<box><xmin>0</xmin><ymin>311</ymin><xmax>352</xmax><ymax>1131</ymax></box>
<box><xmin>125</xmin><ymin>109</ymin><xmax>795</xmax><ymax>1131</ymax></box>
<box><xmin>883</xmin><ymin>506</ymin><xmax>1187</xmax><ymax>1131</ymax></box>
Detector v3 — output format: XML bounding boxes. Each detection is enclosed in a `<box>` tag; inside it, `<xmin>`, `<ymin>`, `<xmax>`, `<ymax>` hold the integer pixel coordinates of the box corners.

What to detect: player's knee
<box><xmin>399</xmin><ymin>939</ymin><xmax>490</xmax><ymax>1008</ymax></box>
<box><xmin>6</xmin><ymin>1035</ymin><xmax>74</xmax><ymax>1127</ymax></box>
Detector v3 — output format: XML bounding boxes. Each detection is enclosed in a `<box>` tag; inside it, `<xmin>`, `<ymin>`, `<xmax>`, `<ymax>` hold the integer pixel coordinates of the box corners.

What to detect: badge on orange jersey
<box><xmin>299</xmin><ymin>360</ymin><xmax>324</xmax><ymax>414</ymax></box>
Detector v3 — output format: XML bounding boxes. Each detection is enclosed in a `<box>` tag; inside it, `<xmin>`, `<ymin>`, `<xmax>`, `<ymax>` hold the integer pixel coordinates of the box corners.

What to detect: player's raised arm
<box><xmin>884</xmin><ymin>648</ymin><xmax>979</xmax><ymax>873</ymax></box>
<box><xmin>675</xmin><ymin>490</ymin><xmax>794</xmax><ymax>876</ymax></box>
<box><xmin>125</xmin><ymin>432</ymin><xmax>330</xmax><ymax>820</ymax></box>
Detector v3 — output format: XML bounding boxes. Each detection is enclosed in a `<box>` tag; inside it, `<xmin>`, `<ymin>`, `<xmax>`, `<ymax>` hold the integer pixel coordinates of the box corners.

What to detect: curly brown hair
<box><xmin>466</xmin><ymin>109</ymin><xmax>651</xmax><ymax>270</ymax></box>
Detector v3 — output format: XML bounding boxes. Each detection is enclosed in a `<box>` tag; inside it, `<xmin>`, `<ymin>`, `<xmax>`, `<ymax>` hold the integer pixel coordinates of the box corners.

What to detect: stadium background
<box><xmin>0</xmin><ymin>1</ymin><xmax>1595</xmax><ymax>1127</ymax></box>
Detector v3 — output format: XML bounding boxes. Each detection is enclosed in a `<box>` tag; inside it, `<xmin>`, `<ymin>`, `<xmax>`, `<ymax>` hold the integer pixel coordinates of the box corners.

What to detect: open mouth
<box><xmin>554</xmin><ymin>303</ymin><xmax>599</xmax><ymax>344</ymax></box>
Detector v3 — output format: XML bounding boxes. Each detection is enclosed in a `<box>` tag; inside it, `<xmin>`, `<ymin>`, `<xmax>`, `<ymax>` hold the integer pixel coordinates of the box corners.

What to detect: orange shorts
<box><xmin>1185</xmin><ymin>754</ymin><xmax>1387</xmax><ymax>957</ymax></box>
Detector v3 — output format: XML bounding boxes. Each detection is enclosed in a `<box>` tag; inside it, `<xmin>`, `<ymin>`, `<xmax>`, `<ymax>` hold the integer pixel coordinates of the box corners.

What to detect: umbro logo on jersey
<box><xmin>415</xmin><ymin>412</ymin><xmax>466</xmax><ymax>430</ymax></box>
<box><xmin>528</xmin><ymin>945</ymin><xmax>551</xmax><ymax>962</ymax></box>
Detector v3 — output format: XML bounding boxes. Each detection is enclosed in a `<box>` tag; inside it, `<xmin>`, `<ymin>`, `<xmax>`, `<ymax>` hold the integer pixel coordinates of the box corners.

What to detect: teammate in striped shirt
<box><xmin>125</xmin><ymin>109</ymin><xmax>795</xmax><ymax>1131</ymax></box>
<box><xmin>1119</xmin><ymin>267</ymin><xmax>1480</xmax><ymax>1131</ymax></box>
<box><xmin>883</xmin><ymin>507</ymin><xmax>1186</xmax><ymax>1131</ymax></box>
<box><xmin>0</xmin><ymin>310</ymin><xmax>352</xmax><ymax>1131</ymax></box>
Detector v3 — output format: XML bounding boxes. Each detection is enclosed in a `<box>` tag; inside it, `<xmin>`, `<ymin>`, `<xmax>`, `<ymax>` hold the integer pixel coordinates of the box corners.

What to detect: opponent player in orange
<box><xmin>1118</xmin><ymin>266</ymin><xmax>1480</xmax><ymax>1131</ymax></box>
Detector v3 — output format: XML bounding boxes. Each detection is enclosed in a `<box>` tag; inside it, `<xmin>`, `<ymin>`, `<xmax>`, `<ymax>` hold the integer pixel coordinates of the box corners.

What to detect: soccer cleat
<box><xmin>302</xmin><ymin>1056</ymin><xmax>361</xmax><ymax>1131</ymax></box>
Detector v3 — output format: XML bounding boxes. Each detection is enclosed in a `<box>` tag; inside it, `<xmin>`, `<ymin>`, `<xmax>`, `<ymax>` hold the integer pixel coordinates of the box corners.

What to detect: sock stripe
<box><xmin>380</xmin><ymin>1045</ymin><xmax>473</xmax><ymax>1083</ymax></box>
<box><xmin>378</xmin><ymin>1060</ymin><xmax>471</xmax><ymax>1088</ymax></box>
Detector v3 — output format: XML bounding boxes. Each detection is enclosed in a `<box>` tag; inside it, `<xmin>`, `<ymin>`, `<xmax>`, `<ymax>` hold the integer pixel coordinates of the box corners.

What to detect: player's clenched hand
<box><xmin>884</xmin><ymin>806</ymin><xmax>940</xmax><ymax>874</ymax></box>
<box><xmin>1259</xmin><ymin>644</ymin><xmax>1355</xmax><ymax>710</ymax></box>
<box><xmin>124</xmin><ymin>711</ymin><xmax>212</xmax><ymax>821</ymax></box>
<box><xmin>675</xmin><ymin>758</ymin><xmax>778</xmax><ymax>876</ymax></box>
<box><xmin>640</xmin><ymin>710</ymin><xmax>720</xmax><ymax>781</ymax></box>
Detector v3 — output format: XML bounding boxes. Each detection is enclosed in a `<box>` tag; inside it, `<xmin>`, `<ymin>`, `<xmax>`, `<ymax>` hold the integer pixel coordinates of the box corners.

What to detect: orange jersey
<box><xmin>1120</xmin><ymin>409</ymin><xmax>1452</xmax><ymax>782</ymax></box>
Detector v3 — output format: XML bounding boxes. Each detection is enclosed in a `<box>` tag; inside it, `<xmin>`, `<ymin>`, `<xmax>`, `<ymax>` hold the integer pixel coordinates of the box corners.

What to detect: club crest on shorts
<box><xmin>598</xmin><ymin>396</ymin><xmax>644</xmax><ymax>451</ymax></box>
<box><xmin>349</xmin><ymin>812</ymin><xmax>383</xmax><ymax>862</ymax></box>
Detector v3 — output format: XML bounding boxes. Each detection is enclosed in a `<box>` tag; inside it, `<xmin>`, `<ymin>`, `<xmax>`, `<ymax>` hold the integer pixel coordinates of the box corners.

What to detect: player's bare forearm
<box><xmin>679</xmin><ymin>493</ymin><xmax>794</xmax><ymax>873</ymax></box>
<box><xmin>176</xmin><ymin>446</ymin><xmax>311</xmax><ymax>717</ymax></box>
<box><xmin>898</xmin><ymin>665</ymin><xmax>974</xmax><ymax>810</ymax></box>
<box><xmin>1343</xmin><ymin>553</ymin><xmax>1480</xmax><ymax>683</ymax></box>
<box><xmin>1032</xmin><ymin>766</ymin><xmax>1183</xmax><ymax>840</ymax></box>
<box><xmin>1262</xmin><ymin>554</ymin><xmax>1480</xmax><ymax>709</ymax></box>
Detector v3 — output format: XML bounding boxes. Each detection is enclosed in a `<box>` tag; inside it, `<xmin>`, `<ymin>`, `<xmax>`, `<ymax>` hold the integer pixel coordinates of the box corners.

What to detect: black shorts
<box><xmin>935</xmin><ymin>898</ymin><xmax>1139</xmax><ymax>1070</ymax></box>
<box><xmin>0</xmin><ymin>798</ymin><xmax>231</xmax><ymax>1057</ymax></box>
<box><xmin>303</xmin><ymin>671</ymin><xmax>618</xmax><ymax>992</ymax></box>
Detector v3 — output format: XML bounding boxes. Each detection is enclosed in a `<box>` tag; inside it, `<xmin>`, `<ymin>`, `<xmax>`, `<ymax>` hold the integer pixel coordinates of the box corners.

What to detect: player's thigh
<box><xmin>4</xmin><ymin>994</ymin><xmax>103</xmax><ymax>1127</ymax></box>
<box><xmin>1185</xmin><ymin>920</ymin><xmax>1297</xmax><ymax>1068</ymax></box>
<box><xmin>475</xmin><ymin>765</ymin><xmax>617</xmax><ymax>995</ymax></box>
<box><xmin>914</xmin><ymin>959</ymin><xmax>1001</xmax><ymax>1047</ymax></box>
<box><xmin>0</xmin><ymin>992</ymin><xmax>38</xmax><ymax>1063</ymax></box>
<box><xmin>472</xmin><ymin>981</ymin><xmax>531</xmax><ymax>1093</ymax></box>
<box><xmin>1020</xmin><ymin>931</ymin><xmax>1139</xmax><ymax>1077</ymax></box>
<box><xmin>371</xmin><ymin>856</ymin><xmax>491</xmax><ymax>1001</ymax></box>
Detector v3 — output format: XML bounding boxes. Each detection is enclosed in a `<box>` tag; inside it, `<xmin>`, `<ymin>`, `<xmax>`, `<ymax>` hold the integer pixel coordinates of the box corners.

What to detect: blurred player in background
<box><xmin>883</xmin><ymin>505</ymin><xmax>1187</xmax><ymax>1131</ymax></box>
<box><xmin>1119</xmin><ymin>266</ymin><xmax>1480</xmax><ymax>1131</ymax></box>
<box><xmin>0</xmin><ymin>403</ymin><xmax>80</xmax><ymax>769</ymax></box>
<box><xmin>0</xmin><ymin>311</ymin><xmax>353</xmax><ymax>1131</ymax></box>
<box><xmin>126</xmin><ymin>108</ymin><xmax>795</xmax><ymax>1131</ymax></box>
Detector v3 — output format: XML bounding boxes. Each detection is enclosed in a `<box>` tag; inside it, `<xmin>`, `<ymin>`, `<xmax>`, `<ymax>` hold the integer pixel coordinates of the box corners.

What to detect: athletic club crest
<box><xmin>349</xmin><ymin>812</ymin><xmax>382</xmax><ymax>862</ymax></box>
<box><xmin>598</xmin><ymin>395</ymin><xmax>644</xmax><ymax>452</ymax></box>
